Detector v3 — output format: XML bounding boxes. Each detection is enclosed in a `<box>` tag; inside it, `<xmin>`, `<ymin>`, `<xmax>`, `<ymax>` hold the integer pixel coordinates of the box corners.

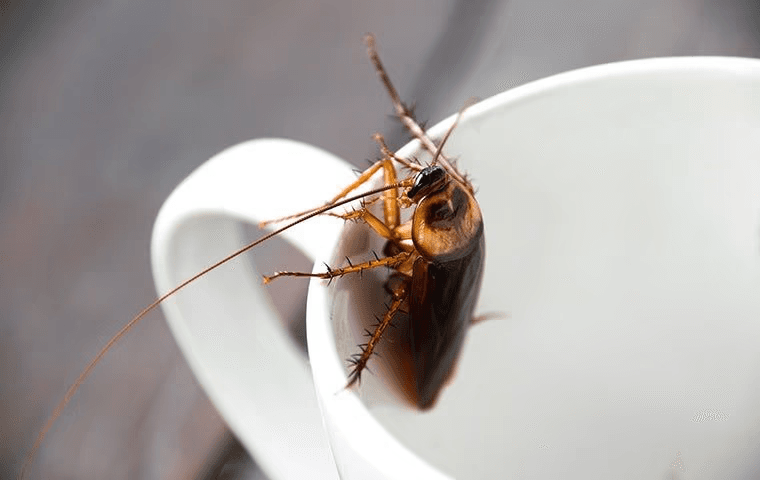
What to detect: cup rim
<box><xmin>461</xmin><ymin>55</ymin><xmax>760</xmax><ymax>138</ymax></box>
<box><xmin>307</xmin><ymin>55</ymin><xmax>760</xmax><ymax>479</ymax></box>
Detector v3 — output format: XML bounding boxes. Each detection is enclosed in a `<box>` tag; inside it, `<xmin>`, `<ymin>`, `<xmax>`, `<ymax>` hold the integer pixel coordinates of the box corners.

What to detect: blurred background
<box><xmin>1</xmin><ymin>0</ymin><xmax>759</xmax><ymax>478</ymax></box>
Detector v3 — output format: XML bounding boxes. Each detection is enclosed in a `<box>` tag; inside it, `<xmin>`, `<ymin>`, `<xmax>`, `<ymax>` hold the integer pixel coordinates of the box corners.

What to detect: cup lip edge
<box><xmin>399</xmin><ymin>55</ymin><xmax>760</xmax><ymax>158</ymax></box>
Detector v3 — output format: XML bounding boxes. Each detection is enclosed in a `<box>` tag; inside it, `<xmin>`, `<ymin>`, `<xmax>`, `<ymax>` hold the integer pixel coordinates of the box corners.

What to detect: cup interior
<box><xmin>315</xmin><ymin>58</ymin><xmax>760</xmax><ymax>479</ymax></box>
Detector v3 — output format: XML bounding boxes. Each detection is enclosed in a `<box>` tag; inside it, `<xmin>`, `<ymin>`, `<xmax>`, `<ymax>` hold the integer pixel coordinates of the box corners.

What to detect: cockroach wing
<box><xmin>408</xmin><ymin>235</ymin><xmax>484</xmax><ymax>409</ymax></box>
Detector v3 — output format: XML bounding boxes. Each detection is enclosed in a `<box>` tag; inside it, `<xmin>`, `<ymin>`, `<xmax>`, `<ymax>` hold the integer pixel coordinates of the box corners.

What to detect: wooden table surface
<box><xmin>2</xmin><ymin>0</ymin><xmax>757</xmax><ymax>479</ymax></box>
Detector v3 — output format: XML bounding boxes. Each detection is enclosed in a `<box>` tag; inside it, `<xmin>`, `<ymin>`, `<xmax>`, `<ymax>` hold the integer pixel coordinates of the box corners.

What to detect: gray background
<box><xmin>2</xmin><ymin>0</ymin><xmax>759</xmax><ymax>478</ymax></box>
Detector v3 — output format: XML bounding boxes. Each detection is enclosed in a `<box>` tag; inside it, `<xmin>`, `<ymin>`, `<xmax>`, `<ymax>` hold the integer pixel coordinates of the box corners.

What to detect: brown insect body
<box><xmin>407</xmin><ymin>175</ymin><xmax>485</xmax><ymax>408</ymax></box>
<box><xmin>339</xmin><ymin>160</ymin><xmax>484</xmax><ymax>409</ymax></box>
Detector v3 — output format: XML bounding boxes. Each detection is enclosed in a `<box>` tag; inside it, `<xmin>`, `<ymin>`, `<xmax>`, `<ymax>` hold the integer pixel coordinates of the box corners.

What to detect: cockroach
<box><xmin>20</xmin><ymin>33</ymin><xmax>485</xmax><ymax>479</ymax></box>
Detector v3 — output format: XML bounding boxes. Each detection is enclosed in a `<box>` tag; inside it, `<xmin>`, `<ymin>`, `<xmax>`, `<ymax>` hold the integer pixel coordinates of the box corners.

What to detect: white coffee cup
<box><xmin>152</xmin><ymin>57</ymin><xmax>760</xmax><ymax>480</ymax></box>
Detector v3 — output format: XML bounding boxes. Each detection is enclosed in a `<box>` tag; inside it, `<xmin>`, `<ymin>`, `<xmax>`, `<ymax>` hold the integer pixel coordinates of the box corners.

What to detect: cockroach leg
<box><xmin>364</xmin><ymin>34</ymin><xmax>468</xmax><ymax>187</ymax></box>
<box><xmin>363</xmin><ymin>34</ymin><xmax>425</xmax><ymax>149</ymax></box>
<box><xmin>262</xmin><ymin>250</ymin><xmax>412</xmax><ymax>284</ymax></box>
<box><xmin>346</xmin><ymin>277</ymin><xmax>409</xmax><ymax>387</ymax></box>
<box><xmin>380</xmin><ymin>156</ymin><xmax>401</xmax><ymax>228</ymax></box>
<box><xmin>262</xmin><ymin>201</ymin><xmax>420</xmax><ymax>284</ymax></box>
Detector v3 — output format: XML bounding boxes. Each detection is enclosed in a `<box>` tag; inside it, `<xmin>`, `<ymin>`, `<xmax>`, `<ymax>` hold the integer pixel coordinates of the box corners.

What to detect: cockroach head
<box><xmin>406</xmin><ymin>165</ymin><xmax>448</xmax><ymax>202</ymax></box>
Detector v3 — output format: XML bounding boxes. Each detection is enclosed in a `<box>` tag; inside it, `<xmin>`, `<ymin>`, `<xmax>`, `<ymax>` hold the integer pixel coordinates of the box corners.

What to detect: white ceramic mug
<box><xmin>152</xmin><ymin>57</ymin><xmax>760</xmax><ymax>480</ymax></box>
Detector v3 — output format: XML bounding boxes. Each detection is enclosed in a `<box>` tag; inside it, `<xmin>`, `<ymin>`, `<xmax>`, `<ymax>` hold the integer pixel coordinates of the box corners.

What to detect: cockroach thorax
<box><xmin>411</xmin><ymin>182</ymin><xmax>483</xmax><ymax>263</ymax></box>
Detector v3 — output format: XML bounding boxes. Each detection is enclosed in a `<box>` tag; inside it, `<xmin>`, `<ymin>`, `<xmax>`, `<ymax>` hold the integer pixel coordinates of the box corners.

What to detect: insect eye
<box><xmin>407</xmin><ymin>166</ymin><xmax>447</xmax><ymax>201</ymax></box>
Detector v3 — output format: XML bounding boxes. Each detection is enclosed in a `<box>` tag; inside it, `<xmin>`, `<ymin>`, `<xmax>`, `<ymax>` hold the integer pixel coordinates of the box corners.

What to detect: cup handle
<box><xmin>151</xmin><ymin>139</ymin><xmax>356</xmax><ymax>480</ymax></box>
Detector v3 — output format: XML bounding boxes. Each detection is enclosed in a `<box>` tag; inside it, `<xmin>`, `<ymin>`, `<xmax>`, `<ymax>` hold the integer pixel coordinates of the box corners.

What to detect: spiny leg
<box><xmin>380</xmin><ymin>155</ymin><xmax>403</xmax><ymax>230</ymax></box>
<box><xmin>346</xmin><ymin>277</ymin><xmax>409</xmax><ymax>387</ymax></box>
<box><xmin>262</xmin><ymin>250</ymin><xmax>413</xmax><ymax>284</ymax></box>
<box><xmin>337</xmin><ymin>208</ymin><xmax>416</xmax><ymax>267</ymax></box>
<box><xmin>364</xmin><ymin>34</ymin><xmax>468</xmax><ymax>187</ymax></box>
<box><xmin>364</xmin><ymin>34</ymin><xmax>433</xmax><ymax>154</ymax></box>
